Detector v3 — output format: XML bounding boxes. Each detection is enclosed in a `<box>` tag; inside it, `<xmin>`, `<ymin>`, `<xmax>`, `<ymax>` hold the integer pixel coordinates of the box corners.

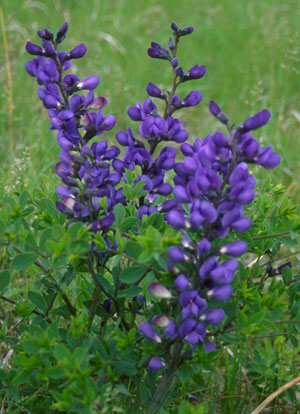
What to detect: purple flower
<box><xmin>164</xmin><ymin>320</ymin><xmax>179</xmax><ymax>339</ymax></box>
<box><xmin>208</xmin><ymin>285</ymin><xmax>233</xmax><ymax>301</ymax></box>
<box><xmin>148</xmin><ymin>42</ymin><xmax>170</xmax><ymax>60</ymax></box>
<box><xmin>174</xmin><ymin>274</ymin><xmax>189</xmax><ymax>291</ymax></box>
<box><xmin>181</xmin><ymin>26</ymin><xmax>194</xmax><ymax>36</ymax></box>
<box><xmin>66</xmin><ymin>43</ymin><xmax>87</xmax><ymax>60</ymax></box>
<box><xmin>149</xmin><ymin>357</ymin><xmax>165</xmax><ymax>373</ymax></box>
<box><xmin>168</xmin><ymin>246</ymin><xmax>188</xmax><ymax>263</ymax></box>
<box><xmin>147</xmin><ymin>83</ymin><xmax>165</xmax><ymax>99</ymax></box>
<box><xmin>184</xmin><ymin>65</ymin><xmax>206</xmax><ymax>80</ymax></box>
<box><xmin>77</xmin><ymin>75</ymin><xmax>100</xmax><ymax>91</ymax></box>
<box><xmin>140</xmin><ymin>322</ymin><xmax>162</xmax><ymax>343</ymax></box>
<box><xmin>239</xmin><ymin>109</ymin><xmax>271</xmax><ymax>133</ymax></box>
<box><xmin>56</xmin><ymin>22</ymin><xmax>68</xmax><ymax>43</ymax></box>
<box><xmin>204</xmin><ymin>341</ymin><xmax>216</xmax><ymax>352</ymax></box>
<box><xmin>26</xmin><ymin>42</ymin><xmax>45</xmax><ymax>56</ymax></box>
<box><xmin>220</xmin><ymin>241</ymin><xmax>247</xmax><ymax>257</ymax></box>
<box><xmin>200</xmin><ymin>308</ymin><xmax>225</xmax><ymax>325</ymax></box>
<box><xmin>182</xmin><ymin>91</ymin><xmax>202</xmax><ymax>107</ymax></box>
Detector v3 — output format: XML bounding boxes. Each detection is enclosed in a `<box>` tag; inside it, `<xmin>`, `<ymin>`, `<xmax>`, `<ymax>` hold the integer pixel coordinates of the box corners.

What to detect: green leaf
<box><xmin>237</xmin><ymin>309</ymin><xmax>248</xmax><ymax>327</ymax></box>
<box><xmin>113</xmin><ymin>361</ymin><xmax>137</xmax><ymax>376</ymax></box>
<box><xmin>28</xmin><ymin>291</ymin><xmax>47</xmax><ymax>312</ymax></box>
<box><xmin>52</xmin><ymin>224</ymin><xmax>65</xmax><ymax>241</ymax></box>
<box><xmin>120</xmin><ymin>266</ymin><xmax>146</xmax><ymax>284</ymax></box>
<box><xmin>116</xmin><ymin>383</ymin><xmax>132</xmax><ymax>396</ymax></box>
<box><xmin>123</xmin><ymin>185</ymin><xmax>134</xmax><ymax>200</ymax></box>
<box><xmin>70</xmin><ymin>239</ymin><xmax>90</xmax><ymax>254</ymax></box>
<box><xmin>67</xmin><ymin>222</ymin><xmax>84</xmax><ymax>239</ymax></box>
<box><xmin>0</xmin><ymin>270</ymin><xmax>10</xmax><ymax>292</ymax></box>
<box><xmin>118</xmin><ymin>286</ymin><xmax>142</xmax><ymax>298</ymax></box>
<box><xmin>289</xmin><ymin>334</ymin><xmax>298</xmax><ymax>347</ymax></box>
<box><xmin>248</xmin><ymin>309</ymin><xmax>265</xmax><ymax>325</ymax></box>
<box><xmin>12</xmin><ymin>253</ymin><xmax>38</xmax><ymax>271</ymax></box>
<box><xmin>179</xmin><ymin>401</ymin><xmax>191</xmax><ymax>414</ymax></box>
<box><xmin>53</xmin><ymin>305</ymin><xmax>72</xmax><ymax>318</ymax></box>
<box><xmin>40</xmin><ymin>228</ymin><xmax>52</xmax><ymax>251</ymax></box>
<box><xmin>39</xmin><ymin>198</ymin><xmax>58</xmax><ymax>218</ymax></box>
<box><xmin>12</xmin><ymin>370</ymin><xmax>31</xmax><ymax>385</ymax></box>
<box><xmin>282</xmin><ymin>266</ymin><xmax>292</xmax><ymax>284</ymax></box>
<box><xmin>193</xmin><ymin>401</ymin><xmax>210</xmax><ymax>414</ymax></box>
<box><xmin>0</xmin><ymin>220</ymin><xmax>5</xmax><ymax>235</ymax></box>
<box><xmin>22</xmin><ymin>339</ymin><xmax>40</xmax><ymax>355</ymax></box>
<box><xmin>119</xmin><ymin>217</ymin><xmax>137</xmax><ymax>231</ymax></box>
<box><xmin>54</xmin><ymin>343</ymin><xmax>72</xmax><ymax>361</ymax></box>
<box><xmin>47</xmin><ymin>366</ymin><xmax>66</xmax><ymax>379</ymax></box>
<box><xmin>114</xmin><ymin>203</ymin><xmax>126</xmax><ymax>227</ymax></box>
<box><xmin>96</xmin><ymin>273</ymin><xmax>114</xmax><ymax>294</ymax></box>
<box><xmin>125</xmin><ymin>241</ymin><xmax>143</xmax><ymax>259</ymax></box>
<box><xmin>19</xmin><ymin>190</ymin><xmax>29</xmax><ymax>210</ymax></box>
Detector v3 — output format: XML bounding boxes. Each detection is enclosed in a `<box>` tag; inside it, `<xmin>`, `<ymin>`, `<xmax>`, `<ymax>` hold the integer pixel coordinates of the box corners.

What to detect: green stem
<box><xmin>147</xmin><ymin>340</ymin><xmax>183</xmax><ymax>414</ymax></box>
<box><xmin>252</xmin><ymin>231</ymin><xmax>292</xmax><ymax>240</ymax></box>
<box><xmin>88</xmin><ymin>284</ymin><xmax>101</xmax><ymax>329</ymax></box>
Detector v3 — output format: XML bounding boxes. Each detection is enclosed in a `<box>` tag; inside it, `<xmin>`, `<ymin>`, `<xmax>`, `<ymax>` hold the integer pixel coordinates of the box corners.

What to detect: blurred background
<box><xmin>0</xmin><ymin>0</ymin><xmax>299</xmax><ymax>197</ymax></box>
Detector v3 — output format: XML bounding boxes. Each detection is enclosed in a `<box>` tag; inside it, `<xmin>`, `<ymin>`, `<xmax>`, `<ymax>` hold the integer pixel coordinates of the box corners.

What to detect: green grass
<box><xmin>1</xmin><ymin>0</ymin><xmax>300</xmax><ymax>198</ymax></box>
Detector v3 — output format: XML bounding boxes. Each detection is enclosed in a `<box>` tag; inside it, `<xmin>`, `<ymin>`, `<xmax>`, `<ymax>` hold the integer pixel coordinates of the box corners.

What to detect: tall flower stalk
<box><xmin>25</xmin><ymin>21</ymin><xmax>280</xmax><ymax>413</ymax></box>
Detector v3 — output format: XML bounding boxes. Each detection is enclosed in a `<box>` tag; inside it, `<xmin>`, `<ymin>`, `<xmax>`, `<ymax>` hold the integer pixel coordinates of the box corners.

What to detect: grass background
<box><xmin>1</xmin><ymin>0</ymin><xmax>300</xmax><ymax>197</ymax></box>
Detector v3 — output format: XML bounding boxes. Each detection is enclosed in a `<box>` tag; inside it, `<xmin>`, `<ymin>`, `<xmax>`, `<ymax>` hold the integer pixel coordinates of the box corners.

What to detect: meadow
<box><xmin>0</xmin><ymin>0</ymin><xmax>300</xmax><ymax>413</ymax></box>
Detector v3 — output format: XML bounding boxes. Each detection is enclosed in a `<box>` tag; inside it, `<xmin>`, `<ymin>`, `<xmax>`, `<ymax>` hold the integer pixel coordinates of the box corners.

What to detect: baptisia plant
<box><xmin>26</xmin><ymin>21</ymin><xmax>280</xmax><ymax>413</ymax></box>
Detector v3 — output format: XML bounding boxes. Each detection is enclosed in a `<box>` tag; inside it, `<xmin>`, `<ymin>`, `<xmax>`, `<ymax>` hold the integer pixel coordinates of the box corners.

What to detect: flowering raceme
<box><xmin>26</xmin><ymin>21</ymin><xmax>280</xmax><ymax>386</ymax></box>
<box><xmin>26</xmin><ymin>24</ymin><xmax>119</xmax><ymax>246</ymax></box>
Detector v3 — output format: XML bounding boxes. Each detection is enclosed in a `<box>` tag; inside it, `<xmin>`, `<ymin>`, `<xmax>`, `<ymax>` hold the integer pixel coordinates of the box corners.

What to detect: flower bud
<box><xmin>26</xmin><ymin>41</ymin><xmax>45</xmax><ymax>56</ymax></box>
<box><xmin>180</xmin><ymin>26</ymin><xmax>194</xmax><ymax>36</ymax></box>
<box><xmin>164</xmin><ymin>320</ymin><xmax>179</xmax><ymax>339</ymax></box>
<box><xmin>166</xmin><ymin>209</ymin><xmax>186</xmax><ymax>229</ymax></box>
<box><xmin>77</xmin><ymin>75</ymin><xmax>100</xmax><ymax>91</ymax></box>
<box><xmin>66</xmin><ymin>43</ymin><xmax>87</xmax><ymax>60</ymax></box>
<box><xmin>168</xmin><ymin>246</ymin><xmax>188</xmax><ymax>263</ymax></box>
<box><xmin>185</xmin><ymin>65</ymin><xmax>206</xmax><ymax>80</ymax></box>
<box><xmin>151</xmin><ymin>314</ymin><xmax>170</xmax><ymax>327</ymax></box>
<box><xmin>200</xmin><ymin>308</ymin><xmax>225</xmax><ymax>325</ymax></box>
<box><xmin>239</xmin><ymin>109</ymin><xmax>271</xmax><ymax>133</ymax></box>
<box><xmin>171</xmin><ymin>58</ymin><xmax>179</xmax><ymax>68</ymax></box>
<box><xmin>174</xmin><ymin>274</ymin><xmax>189</xmax><ymax>291</ymax></box>
<box><xmin>220</xmin><ymin>241</ymin><xmax>247</xmax><ymax>257</ymax></box>
<box><xmin>209</xmin><ymin>100</ymin><xmax>228</xmax><ymax>125</ymax></box>
<box><xmin>198</xmin><ymin>239</ymin><xmax>211</xmax><ymax>254</ymax></box>
<box><xmin>146</xmin><ymin>83</ymin><xmax>164</xmax><ymax>98</ymax></box>
<box><xmin>207</xmin><ymin>285</ymin><xmax>233</xmax><ymax>301</ymax></box>
<box><xmin>148</xmin><ymin>283</ymin><xmax>172</xmax><ymax>298</ymax></box>
<box><xmin>182</xmin><ymin>91</ymin><xmax>202</xmax><ymax>107</ymax></box>
<box><xmin>149</xmin><ymin>357</ymin><xmax>165</xmax><ymax>373</ymax></box>
<box><xmin>139</xmin><ymin>322</ymin><xmax>161</xmax><ymax>343</ymax></box>
<box><xmin>56</xmin><ymin>22</ymin><xmax>68</xmax><ymax>43</ymax></box>
<box><xmin>179</xmin><ymin>318</ymin><xmax>197</xmax><ymax>337</ymax></box>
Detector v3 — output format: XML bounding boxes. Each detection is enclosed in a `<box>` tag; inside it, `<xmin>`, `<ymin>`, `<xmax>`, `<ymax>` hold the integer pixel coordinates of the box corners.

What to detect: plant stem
<box><xmin>147</xmin><ymin>340</ymin><xmax>183</xmax><ymax>414</ymax></box>
<box><xmin>250</xmin><ymin>375</ymin><xmax>300</xmax><ymax>414</ymax></box>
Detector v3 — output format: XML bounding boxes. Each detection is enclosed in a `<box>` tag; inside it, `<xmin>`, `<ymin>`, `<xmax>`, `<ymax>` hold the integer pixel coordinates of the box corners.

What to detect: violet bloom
<box><xmin>140</xmin><ymin>322</ymin><xmax>162</xmax><ymax>343</ymax></box>
<box><xmin>239</xmin><ymin>109</ymin><xmax>271</xmax><ymax>133</ymax></box>
<box><xmin>77</xmin><ymin>75</ymin><xmax>100</xmax><ymax>91</ymax></box>
<box><xmin>182</xmin><ymin>91</ymin><xmax>202</xmax><ymax>107</ymax></box>
<box><xmin>220</xmin><ymin>241</ymin><xmax>247</xmax><ymax>257</ymax></box>
<box><xmin>149</xmin><ymin>357</ymin><xmax>165</xmax><ymax>373</ymax></box>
